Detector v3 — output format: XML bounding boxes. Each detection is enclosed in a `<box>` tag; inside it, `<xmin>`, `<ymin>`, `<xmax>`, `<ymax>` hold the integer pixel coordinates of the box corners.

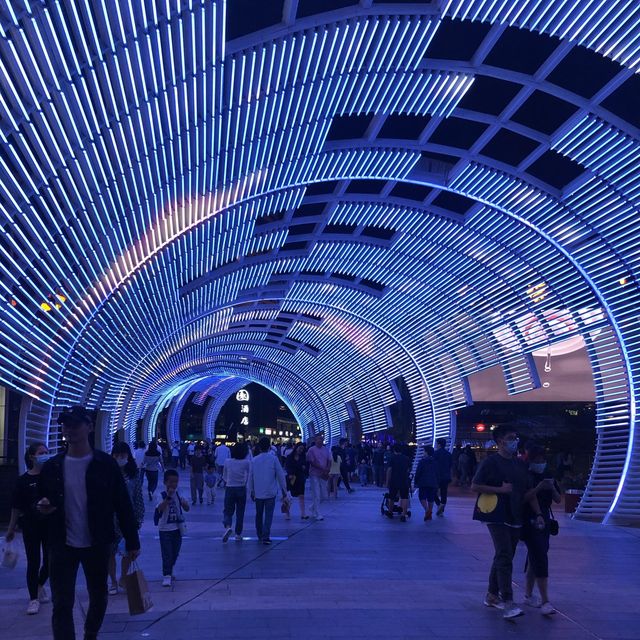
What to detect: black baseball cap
<box><xmin>57</xmin><ymin>406</ymin><xmax>93</xmax><ymax>426</ymax></box>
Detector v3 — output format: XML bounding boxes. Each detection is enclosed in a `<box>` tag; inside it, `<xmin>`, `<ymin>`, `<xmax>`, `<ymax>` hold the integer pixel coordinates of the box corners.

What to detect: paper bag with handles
<box><xmin>125</xmin><ymin>561</ymin><xmax>153</xmax><ymax>615</ymax></box>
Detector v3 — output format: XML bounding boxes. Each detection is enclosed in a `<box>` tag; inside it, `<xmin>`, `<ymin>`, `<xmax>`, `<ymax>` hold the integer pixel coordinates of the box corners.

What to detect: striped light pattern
<box><xmin>1</xmin><ymin>1</ymin><xmax>639</xmax><ymax>524</ymax></box>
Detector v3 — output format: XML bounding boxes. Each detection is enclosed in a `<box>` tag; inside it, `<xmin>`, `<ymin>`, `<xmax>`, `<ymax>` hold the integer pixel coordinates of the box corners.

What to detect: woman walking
<box><xmin>221</xmin><ymin>442</ymin><xmax>251</xmax><ymax>542</ymax></box>
<box><xmin>328</xmin><ymin>446</ymin><xmax>342</xmax><ymax>498</ymax></box>
<box><xmin>5</xmin><ymin>442</ymin><xmax>52</xmax><ymax>615</ymax></box>
<box><xmin>108</xmin><ymin>442</ymin><xmax>144</xmax><ymax>595</ymax></box>
<box><xmin>522</xmin><ymin>442</ymin><xmax>562</xmax><ymax>615</ymax></box>
<box><xmin>142</xmin><ymin>441</ymin><xmax>164</xmax><ymax>501</ymax></box>
<box><xmin>285</xmin><ymin>443</ymin><xmax>309</xmax><ymax>519</ymax></box>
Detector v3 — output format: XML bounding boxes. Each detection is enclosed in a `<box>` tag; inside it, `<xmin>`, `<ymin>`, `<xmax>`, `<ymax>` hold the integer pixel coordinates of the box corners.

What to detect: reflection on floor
<box><xmin>2</xmin><ymin>481</ymin><xmax>639</xmax><ymax>639</ymax></box>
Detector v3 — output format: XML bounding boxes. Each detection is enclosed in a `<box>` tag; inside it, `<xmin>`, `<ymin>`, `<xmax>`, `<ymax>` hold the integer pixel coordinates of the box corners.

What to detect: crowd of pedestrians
<box><xmin>5</xmin><ymin>405</ymin><xmax>564</xmax><ymax>637</ymax></box>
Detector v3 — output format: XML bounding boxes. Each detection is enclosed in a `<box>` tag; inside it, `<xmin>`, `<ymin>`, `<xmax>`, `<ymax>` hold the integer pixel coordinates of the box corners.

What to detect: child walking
<box><xmin>154</xmin><ymin>469</ymin><xmax>190</xmax><ymax>587</ymax></box>
<box><xmin>204</xmin><ymin>464</ymin><xmax>217</xmax><ymax>505</ymax></box>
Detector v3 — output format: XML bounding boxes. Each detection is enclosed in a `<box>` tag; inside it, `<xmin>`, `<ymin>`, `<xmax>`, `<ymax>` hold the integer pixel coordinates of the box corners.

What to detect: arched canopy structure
<box><xmin>1</xmin><ymin>1</ymin><xmax>639</xmax><ymax>524</ymax></box>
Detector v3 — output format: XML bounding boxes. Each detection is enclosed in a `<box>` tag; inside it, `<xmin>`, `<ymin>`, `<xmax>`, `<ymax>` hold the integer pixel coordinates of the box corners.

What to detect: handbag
<box><xmin>472</xmin><ymin>492</ymin><xmax>508</xmax><ymax>523</ymax></box>
<box><xmin>548</xmin><ymin>507</ymin><xmax>559</xmax><ymax>536</ymax></box>
<box><xmin>1</xmin><ymin>540</ymin><xmax>18</xmax><ymax>569</ymax></box>
<box><xmin>124</xmin><ymin>561</ymin><xmax>153</xmax><ymax>615</ymax></box>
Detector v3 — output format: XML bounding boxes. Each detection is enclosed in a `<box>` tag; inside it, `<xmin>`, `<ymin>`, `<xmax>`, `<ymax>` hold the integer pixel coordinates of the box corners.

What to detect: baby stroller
<box><xmin>380</xmin><ymin>490</ymin><xmax>412</xmax><ymax>519</ymax></box>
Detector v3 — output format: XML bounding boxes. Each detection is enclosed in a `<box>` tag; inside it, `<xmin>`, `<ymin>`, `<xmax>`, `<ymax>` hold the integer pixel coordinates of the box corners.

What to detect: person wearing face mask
<box><xmin>5</xmin><ymin>442</ymin><xmax>52</xmax><ymax>615</ymax></box>
<box><xmin>108</xmin><ymin>442</ymin><xmax>145</xmax><ymax>595</ymax></box>
<box><xmin>471</xmin><ymin>425</ymin><xmax>536</xmax><ymax>620</ymax></box>
<box><xmin>521</xmin><ymin>442</ymin><xmax>561</xmax><ymax>616</ymax></box>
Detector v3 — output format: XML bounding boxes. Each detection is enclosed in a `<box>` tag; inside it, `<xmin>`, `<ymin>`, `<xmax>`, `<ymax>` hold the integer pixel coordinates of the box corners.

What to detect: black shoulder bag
<box><xmin>548</xmin><ymin>506</ymin><xmax>559</xmax><ymax>536</ymax></box>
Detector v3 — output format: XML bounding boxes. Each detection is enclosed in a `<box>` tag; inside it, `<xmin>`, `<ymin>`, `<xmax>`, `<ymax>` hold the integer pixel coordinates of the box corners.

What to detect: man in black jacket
<box><xmin>38</xmin><ymin>406</ymin><xmax>141</xmax><ymax>640</ymax></box>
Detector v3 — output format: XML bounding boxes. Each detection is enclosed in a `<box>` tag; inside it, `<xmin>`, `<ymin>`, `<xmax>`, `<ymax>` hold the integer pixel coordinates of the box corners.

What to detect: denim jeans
<box><xmin>146</xmin><ymin>470</ymin><xmax>159</xmax><ymax>494</ymax></box>
<box><xmin>223</xmin><ymin>486</ymin><xmax>247</xmax><ymax>535</ymax></box>
<box><xmin>339</xmin><ymin>463</ymin><xmax>352</xmax><ymax>491</ymax></box>
<box><xmin>190</xmin><ymin>473</ymin><xmax>204</xmax><ymax>503</ymax></box>
<box><xmin>435</xmin><ymin>480</ymin><xmax>450</xmax><ymax>506</ymax></box>
<box><xmin>309</xmin><ymin>475</ymin><xmax>325</xmax><ymax>517</ymax></box>
<box><xmin>487</xmin><ymin>524</ymin><xmax>521</xmax><ymax>601</ymax></box>
<box><xmin>159</xmin><ymin>529</ymin><xmax>182</xmax><ymax>577</ymax></box>
<box><xmin>49</xmin><ymin>543</ymin><xmax>110</xmax><ymax>640</ymax></box>
<box><xmin>255</xmin><ymin>497</ymin><xmax>276</xmax><ymax>540</ymax></box>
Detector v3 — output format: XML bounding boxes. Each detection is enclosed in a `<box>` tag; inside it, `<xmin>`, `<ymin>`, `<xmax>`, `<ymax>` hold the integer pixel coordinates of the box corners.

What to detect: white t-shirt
<box><xmin>214</xmin><ymin>444</ymin><xmax>230</xmax><ymax>464</ymax></box>
<box><xmin>155</xmin><ymin>493</ymin><xmax>184</xmax><ymax>532</ymax></box>
<box><xmin>133</xmin><ymin>448</ymin><xmax>146</xmax><ymax>468</ymax></box>
<box><xmin>64</xmin><ymin>453</ymin><xmax>93</xmax><ymax>548</ymax></box>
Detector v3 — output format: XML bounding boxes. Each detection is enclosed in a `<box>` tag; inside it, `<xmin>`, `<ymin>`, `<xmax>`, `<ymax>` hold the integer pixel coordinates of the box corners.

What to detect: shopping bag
<box><xmin>1</xmin><ymin>540</ymin><xmax>18</xmax><ymax>569</ymax></box>
<box><xmin>124</xmin><ymin>561</ymin><xmax>153</xmax><ymax>615</ymax></box>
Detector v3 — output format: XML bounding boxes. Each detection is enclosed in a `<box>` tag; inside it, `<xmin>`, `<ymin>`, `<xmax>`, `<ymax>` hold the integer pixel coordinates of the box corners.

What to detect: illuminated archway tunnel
<box><xmin>1</xmin><ymin>1</ymin><xmax>639</xmax><ymax>524</ymax></box>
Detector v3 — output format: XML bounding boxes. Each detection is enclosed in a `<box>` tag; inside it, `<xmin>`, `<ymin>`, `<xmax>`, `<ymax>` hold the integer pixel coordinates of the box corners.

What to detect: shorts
<box><xmin>523</xmin><ymin>528</ymin><xmax>550</xmax><ymax>578</ymax></box>
<box><xmin>418</xmin><ymin>487</ymin><xmax>437</xmax><ymax>502</ymax></box>
<box><xmin>388</xmin><ymin>485</ymin><xmax>410</xmax><ymax>501</ymax></box>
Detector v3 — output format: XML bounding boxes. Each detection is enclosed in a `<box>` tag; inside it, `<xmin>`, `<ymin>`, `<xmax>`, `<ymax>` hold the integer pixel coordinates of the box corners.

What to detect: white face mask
<box><xmin>530</xmin><ymin>462</ymin><xmax>546</xmax><ymax>474</ymax></box>
<box><xmin>116</xmin><ymin>457</ymin><xmax>128</xmax><ymax>467</ymax></box>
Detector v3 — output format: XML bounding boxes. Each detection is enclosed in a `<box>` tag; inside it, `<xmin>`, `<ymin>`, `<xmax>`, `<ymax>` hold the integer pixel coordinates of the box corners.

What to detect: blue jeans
<box><xmin>159</xmin><ymin>529</ymin><xmax>182</xmax><ymax>577</ymax></box>
<box><xmin>223</xmin><ymin>486</ymin><xmax>247</xmax><ymax>534</ymax></box>
<box><xmin>255</xmin><ymin>497</ymin><xmax>276</xmax><ymax>540</ymax></box>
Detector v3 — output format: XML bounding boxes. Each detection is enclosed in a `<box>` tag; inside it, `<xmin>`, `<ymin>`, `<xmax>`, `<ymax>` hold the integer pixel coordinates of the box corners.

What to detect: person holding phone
<box><xmin>522</xmin><ymin>442</ymin><xmax>562</xmax><ymax>615</ymax></box>
<box><xmin>6</xmin><ymin>442</ymin><xmax>52</xmax><ymax>615</ymax></box>
<box><xmin>37</xmin><ymin>406</ymin><xmax>140</xmax><ymax>640</ymax></box>
<box><xmin>154</xmin><ymin>469</ymin><xmax>190</xmax><ymax>586</ymax></box>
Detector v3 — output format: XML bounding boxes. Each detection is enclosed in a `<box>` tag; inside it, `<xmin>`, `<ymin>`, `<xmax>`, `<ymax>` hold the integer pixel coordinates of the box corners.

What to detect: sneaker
<box><xmin>222</xmin><ymin>528</ymin><xmax>233</xmax><ymax>543</ymax></box>
<box><xmin>162</xmin><ymin>575</ymin><xmax>172</xmax><ymax>587</ymax></box>
<box><xmin>437</xmin><ymin>505</ymin><xmax>445</xmax><ymax>516</ymax></box>
<box><xmin>540</xmin><ymin>602</ymin><xmax>556</xmax><ymax>616</ymax></box>
<box><xmin>26</xmin><ymin>599</ymin><xmax>40</xmax><ymax>615</ymax></box>
<box><xmin>108</xmin><ymin>584</ymin><xmax>118</xmax><ymax>596</ymax></box>
<box><xmin>400</xmin><ymin>515</ymin><xmax>407</xmax><ymax>522</ymax></box>
<box><xmin>524</xmin><ymin>594</ymin><xmax>542</xmax><ymax>608</ymax></box>
<box><xmin>483</xmin><ymin>593</ymin><xmax>505</xmax><ymax>609</ymax></box>
<box><xmin>314</xmin><ymin>515</ymin><xmax>324</xmax><ymax>521</ymax></box>
<box><xmin>503</xmin><ymin>603</ymin><xmax>524</xmax><ymax>619</ymax></box>
<box><xmin>37</xmin><ymin>585</ymin><xmax>50</xmax><ymax>603</ymax></box>
<box><xmin>235</xmin><ymin>534</ymin><xmax>243</xmax><ymax>541</ymax></box>
<box><xmin>262</xmin><ymin>538</ymin><xmax>272</xmax><ymax>545</ymax></box>
<box><xmin>301</xmin><ymin>515</ymin><xmax>309</xmax><ymax>520</ymax></box>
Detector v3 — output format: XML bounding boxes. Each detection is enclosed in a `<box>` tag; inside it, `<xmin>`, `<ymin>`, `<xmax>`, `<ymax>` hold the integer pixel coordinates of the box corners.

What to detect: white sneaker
<box><xmin>26</xmin><ymin>599</ymin><xmax>40</xmax><ymax>615</ymax></box>
<box><xmin>222</xmin><ymin>528</ymin><xmax>233</xmax><ymax>543</ymax></box>
<box><xmin>314</xmin><ymin>515</ymin><xmax>324</xmax><ymax>521</ymax></box>
<box><xmin>524</xmin><ymin>594</ymin><xmax>542</xmax><ymax>608</ymax></box>
<box><xmin>541</xmin><ymin>602</ymin><xmax>556</xmax><ymax>615</ymax></box>
<box><xmin>37</xmin><ymin>585</ymin><xmax>50</xmax><ymax>603</ymax></box>
<box><xmin>162</xmin><ymin>575</ymin><xmax>172</xmax><ymax>587</ymax></box>
<box><xmin>503</xmin><ymin>603</ymin><xmax>524</xmax><ymax>619</ymax></box>
<box><xmin>108</xmin><ymin>584</ymin><xmax>118</xmax><ymax>596</ymax></box>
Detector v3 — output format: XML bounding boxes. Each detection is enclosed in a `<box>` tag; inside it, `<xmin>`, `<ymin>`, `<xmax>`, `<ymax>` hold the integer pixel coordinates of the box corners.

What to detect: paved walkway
<box><xmin>2</xmin><ymin>481</ymin><xmax>639</xmax><ymax>639</ymax></box>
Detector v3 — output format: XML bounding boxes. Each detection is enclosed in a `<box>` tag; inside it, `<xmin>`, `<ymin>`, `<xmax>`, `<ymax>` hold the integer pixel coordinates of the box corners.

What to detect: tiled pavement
<box><xmin>2</xmin><ymin>481</ymin><xmax>640</xmax><ymax>639</ymax></box>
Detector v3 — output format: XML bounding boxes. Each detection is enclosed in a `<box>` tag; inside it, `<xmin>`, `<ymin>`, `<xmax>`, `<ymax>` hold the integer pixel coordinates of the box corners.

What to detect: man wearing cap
<box><xmin>37</xmin><ymin>406</ymin><xmax>141</xmax><ymax>640</ymax></box>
